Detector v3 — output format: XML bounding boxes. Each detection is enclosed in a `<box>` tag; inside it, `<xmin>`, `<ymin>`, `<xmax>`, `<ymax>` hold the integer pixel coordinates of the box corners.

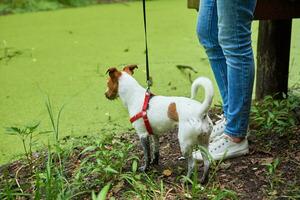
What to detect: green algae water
<box><xmin>0</xmin><ymin>0</ymin><xmax>299</xmax><ymax>164</ymax></box>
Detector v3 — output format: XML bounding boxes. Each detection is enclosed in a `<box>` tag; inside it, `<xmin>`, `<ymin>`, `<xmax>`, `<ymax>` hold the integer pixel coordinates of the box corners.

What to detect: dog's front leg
<box><xmin>139</xmin><ymin>135</ymin><xmax>151</xmax><ymax>172</ymax></box>
<box><xmin>150</xmin><ymin>134</ymin><xmax>159</xmax><ymax>165</ymax></box>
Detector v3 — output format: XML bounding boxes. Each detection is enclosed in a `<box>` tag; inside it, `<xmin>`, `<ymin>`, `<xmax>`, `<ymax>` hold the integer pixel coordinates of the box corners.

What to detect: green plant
<box><xmin>181</xmin><ymin>174</ymin><xmax>238</xmax><ymax>200</ymax></box>
<box><xmin>91</xmin><ymin>183</ymin><xmax>111</xmax><ymax>200</ymax></box>
<box><xmin>266</xmin><ymin>158</ymin><xmax>282</xmax><ymax>194</ymax></box>
<box><xmin>121</xmin><ymin>172</ymin><xmax>161</xmax><ymax>199</ymax></box>
<box><xmin>178</xmin><ymin>146</ymin><xmax>237</xmax><ymax>200</ymax></box>
<box><xmin>45</xmin><ymin>96</ymin><xmax>65</xmax><ymax>142</ymax></box>
<box><xmin>251</xmin><ymin>93</ymin><xmax>300</xmax><ymax>136</ymax></box>
<box><xmin>5</xmin><ymin>122</ymin><xmax>41</xmax><ymax>172</ymax></box>
<box><xmin>73</xmin><ymin>135</ymin><xmax>138</xmax><ymax>194</ymax></box>
<box><xmin>33</xmin><ymin>143</ymin><xmax>76</xmax><ymax>200</ymax></box>
<box><xmin>0</xmin><ymin>169</ymin><xmax>28</xmax><ymax>200</ymax></box>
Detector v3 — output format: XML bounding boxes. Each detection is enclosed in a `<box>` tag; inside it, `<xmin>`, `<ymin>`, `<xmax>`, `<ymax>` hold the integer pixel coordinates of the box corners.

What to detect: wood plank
<box><xmin>255</xmin><ymin>0</ymin><xmax>300</xmax><ymax>20</ymax></box>
<box><xmin>187</xmin><ymin>0</ymin><xmax>300</xmax><ymax>20</ymax></box>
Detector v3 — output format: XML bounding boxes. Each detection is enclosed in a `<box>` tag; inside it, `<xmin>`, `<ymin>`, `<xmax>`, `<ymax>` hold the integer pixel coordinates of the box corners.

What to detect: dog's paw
<box><xmin>139</xmin><ymin>165</ymin><xmax>149</xmax><ymax>172</ymax></box>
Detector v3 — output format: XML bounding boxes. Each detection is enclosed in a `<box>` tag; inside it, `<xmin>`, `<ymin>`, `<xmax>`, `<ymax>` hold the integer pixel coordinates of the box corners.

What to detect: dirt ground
<box><xmin>1</xmin><ymin>112</ymin><xmax>299</xmax><ymax>199</ymax></box>
<box><xmin>124</xmin><ymin>110</ymin><xmax>300</xmax><ymax>199</ymax></box>
<box><xmin>130</xmin><ymin>127</ymin><xmax>300</xmax><ymax>199</ymax></box>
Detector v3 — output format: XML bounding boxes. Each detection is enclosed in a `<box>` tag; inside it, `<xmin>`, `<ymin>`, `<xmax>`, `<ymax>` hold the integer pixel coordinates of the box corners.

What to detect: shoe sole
<box><xmin>192</xmin><ymin>148</ymin><xmax>249</xmax><ymax>161</ymax></box>
<box><xmin>213</xmin><ymin>148</ymin><xmax>249</xmax><ymax>161</ymax></box>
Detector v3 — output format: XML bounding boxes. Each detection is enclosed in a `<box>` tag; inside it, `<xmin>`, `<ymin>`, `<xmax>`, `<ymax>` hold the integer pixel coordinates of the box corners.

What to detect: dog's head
<box><xmin>105</xmin><ymin>64</ymin><xmax>138</xmax><ymax>100</ymax></box>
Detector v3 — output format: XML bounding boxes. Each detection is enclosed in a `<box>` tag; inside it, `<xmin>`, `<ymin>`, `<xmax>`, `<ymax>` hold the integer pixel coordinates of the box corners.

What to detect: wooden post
<box><xmin>187</xmin><ymin>0</ymin><xmax>199</xmax><ymax>9</ymax></box>
<box><xmin>255</xmin><ymin>20</ymin><xmax>292</xmax><ymax>100</ymax></box>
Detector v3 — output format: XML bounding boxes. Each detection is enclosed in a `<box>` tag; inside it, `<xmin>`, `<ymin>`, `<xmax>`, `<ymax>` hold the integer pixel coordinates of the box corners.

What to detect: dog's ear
<box><xmin>123</xmin><ymin>64</ymin><xmax>138</xmax><ymax>75</ymax></box>
<box><xmin>106</xmin><ymin>67</ymin><xmax>120</xmax><ymax>79</ymax></box>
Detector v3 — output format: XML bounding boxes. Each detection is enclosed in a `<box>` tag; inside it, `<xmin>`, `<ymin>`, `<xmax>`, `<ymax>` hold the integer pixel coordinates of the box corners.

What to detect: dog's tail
<box><xmin>191</xmin><ymin>77</ymin><xmax>214</xmax><ymax>113</ymax></box>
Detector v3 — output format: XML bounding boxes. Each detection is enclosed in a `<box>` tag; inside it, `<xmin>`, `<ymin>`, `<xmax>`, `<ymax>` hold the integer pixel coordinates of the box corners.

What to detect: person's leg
<box><xmin>217</xmin><ymin>0</ymin><xmax>256</xmax><ymax>139</ymax></box>
<box><xmin>193</xmin><ymin>0</ymin><xmax>257</xmax><ymax>162</ymax></box>
<box><xmin>196</xmin><ymin>0</ymin><xmax>228</xmax><ymax>117</ymax></box>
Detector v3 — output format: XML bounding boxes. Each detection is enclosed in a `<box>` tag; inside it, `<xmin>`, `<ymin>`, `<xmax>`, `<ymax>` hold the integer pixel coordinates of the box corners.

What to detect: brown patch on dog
<box><xmin>105</xmin><ymin>67</ymin><xmax>122</xmax><ymax>100</ymax></box>
<box><xmin>168</xmin><ymin>102</ymin><xmax>179</xmax><ymax>122</ymax></box>
<box><xmin>123</xmin><ymin>64</ymin><xmax>138</xmax><ymax>75</ymax></box>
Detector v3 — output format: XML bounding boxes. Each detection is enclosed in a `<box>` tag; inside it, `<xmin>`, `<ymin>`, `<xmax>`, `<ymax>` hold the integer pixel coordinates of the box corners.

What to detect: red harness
<box><xmin>130</xmin><ymin>92</ymin><xmax>154</xmax><ymax>135</ymax></box>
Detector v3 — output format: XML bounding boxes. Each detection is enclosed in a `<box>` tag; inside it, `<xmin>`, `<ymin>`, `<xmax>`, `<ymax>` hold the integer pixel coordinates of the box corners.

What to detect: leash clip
<box><xmin>146</xmin><ymin>77</ymin><xmax>153</xmax><ymax>90</ymax></box>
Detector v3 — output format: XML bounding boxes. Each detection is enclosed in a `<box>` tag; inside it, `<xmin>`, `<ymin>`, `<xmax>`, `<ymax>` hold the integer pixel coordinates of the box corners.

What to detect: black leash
<box><xmin>142</xmin><ymin>0</ymin><xmax>152</xmax><ymax>89</ymax></box>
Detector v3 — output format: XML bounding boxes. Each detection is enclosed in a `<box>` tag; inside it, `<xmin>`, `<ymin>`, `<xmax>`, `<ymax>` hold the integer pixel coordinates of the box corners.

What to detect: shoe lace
<box><xmin>215</xmin><ymin>114</ymin><xmax>226</xmax><ymax>125</ymax></box>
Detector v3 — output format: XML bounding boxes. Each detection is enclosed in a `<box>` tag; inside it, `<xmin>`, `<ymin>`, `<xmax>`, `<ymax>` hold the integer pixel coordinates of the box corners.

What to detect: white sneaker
<box><xmin>193</xmin><ymin>134</ymin><xmax>249</xmax><ymax>161</ymax></box>
<box><xmin>210</xmin><ymin>115</ymin><xmax>226</xmax><ymax>142</ymax></box>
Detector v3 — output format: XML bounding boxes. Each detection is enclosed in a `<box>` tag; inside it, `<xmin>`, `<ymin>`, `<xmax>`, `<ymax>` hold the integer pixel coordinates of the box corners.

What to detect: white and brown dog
<box><xmin>105</xmin><ymin>65</ymin><xmax>214</xmax><ymax>183</ymax></box>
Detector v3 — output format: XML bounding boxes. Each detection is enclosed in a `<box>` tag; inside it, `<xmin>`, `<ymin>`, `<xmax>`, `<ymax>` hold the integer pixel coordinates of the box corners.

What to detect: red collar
<box><xmin>130</xmin><ymin>91</ymin><xmax>154</xmax><ymax>135</ymax></box>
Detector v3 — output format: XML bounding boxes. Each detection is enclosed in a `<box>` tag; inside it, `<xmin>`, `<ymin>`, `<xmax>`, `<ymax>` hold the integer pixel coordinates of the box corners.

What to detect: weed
<box><xmin>5</xmin><ymin>122</ymin><xmax>42</xmax><ymax>172</ymax></box>
<box><xmin>45</xmin><ymin>96</ymin><xmax>65</xmax><ymax>143</ymax></box>
<box><xmin>121</xmin><ymin>172</ymin><xmax>162</xmax><ymax>199</ymax></box>
<box><xmin>251</xmin><ymin>92</ymin><xmax>300</xmax><ymax>136</ymax></box>
<box><xmin>74</xmin><ymin>135</ymin><xmax>138</xmax><ymax>193</ymax></box>
<box><xmin>92</xmin><ymin>183</ymin><xmax>111</xmax><ymax>200</ymax></box>
<box><xmin>0</xmin><ymin>40</ymin><xmax>35</xmax><ymax>64</ymax></box>
<box><xmin>266</xmin><ymin>158</ymin><xmax>283</xmax><ymax>195</ymax></box>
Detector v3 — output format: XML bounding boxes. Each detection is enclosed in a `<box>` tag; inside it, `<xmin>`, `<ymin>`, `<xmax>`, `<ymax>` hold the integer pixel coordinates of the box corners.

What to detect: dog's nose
<box><xmin>105</xmin><ymin>92</ymin><xmax>115</xmax><ymax>100</ymax></box>
<box><xmin>105</xmin><ymin>92</ymin><xmax>110</xmax><ymax>99</ymax></box>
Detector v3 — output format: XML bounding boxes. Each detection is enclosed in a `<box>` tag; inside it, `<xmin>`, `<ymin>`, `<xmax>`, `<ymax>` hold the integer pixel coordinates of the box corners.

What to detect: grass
<box><xmin>250</xmin><ymin>90</ymin><xmax>300</xmax><ymax>137</ymax></box>
<box><xmin>0</xmin><ymin>129</ymin><xmax>240</xmax><ymax>199</ymax></box>
<box><xmin>0</xmin><ymin>93</ymin><xmax>299</xmax><ymax>199</ymax></box>
<box><xmin>0</xmin><ymin>0</ymin><xmax>299</xmax><ymax>165</ymax></box>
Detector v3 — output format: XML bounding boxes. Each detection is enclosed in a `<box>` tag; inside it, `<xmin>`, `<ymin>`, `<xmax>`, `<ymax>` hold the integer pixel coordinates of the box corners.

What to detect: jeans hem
<box><xmin>224</xmin><ymin>129</ymin><xmax>247</xmax><ymax>138</ymax></box>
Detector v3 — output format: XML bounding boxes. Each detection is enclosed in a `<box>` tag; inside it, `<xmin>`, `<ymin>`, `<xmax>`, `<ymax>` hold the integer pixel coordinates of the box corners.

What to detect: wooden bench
<box><xmin>187</xmin><ymin>0</ymin><xmax>300</xmax><ymax>99</ymax></box>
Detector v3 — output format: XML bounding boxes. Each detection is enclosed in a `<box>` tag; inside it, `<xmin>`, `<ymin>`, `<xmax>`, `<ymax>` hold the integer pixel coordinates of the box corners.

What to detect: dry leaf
<box><xmin>220</xmin><ymin>162</ymin><xmax>231</xmax><ymax>170</ymax></box>
<box><xmin>163</xmin><ymin>169</ymin><xmax>172</xmax><ymax>177</ymax></box>
<box><xmin>234</xmin><ymin>165</ymin><xmax>247</xmax><ymax>173</ymax></box>
<box><xmin>112</xmin><ymin>180</ymin><xmax>124</xmax><ymax>194</ymax></box>
<box><xmin>104</xmin><ymin>145</ymin><xmax>113</xmax><ymax>150</ymax></box>
<box><xmin>260</xmin><ymin>157</ymin><xmax>274</xmax><ymax>165</ymax></box>
<box><xmin>289</xmin><ymin>140</ymin><xmax>297</xmax><ymax>145</ymax></box>
<box><xmin>295</xmin><ymin>152</ymin><xmax>300</xmax><ymax>162</ymax></box>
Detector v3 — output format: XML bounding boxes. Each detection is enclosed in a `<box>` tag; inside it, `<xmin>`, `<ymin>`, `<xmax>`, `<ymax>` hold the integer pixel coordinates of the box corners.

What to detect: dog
<box><xmin>105</xmin><ymin>64</ymin><xmax>214</xmax><ymax>183</ymax></box>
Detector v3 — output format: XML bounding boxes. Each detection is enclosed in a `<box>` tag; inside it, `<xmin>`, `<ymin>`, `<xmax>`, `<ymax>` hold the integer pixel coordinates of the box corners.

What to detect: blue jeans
<box><xmin>197</xmin><ymin>0</ymin><xmax>257</xmax><ymax>138</ymax></box>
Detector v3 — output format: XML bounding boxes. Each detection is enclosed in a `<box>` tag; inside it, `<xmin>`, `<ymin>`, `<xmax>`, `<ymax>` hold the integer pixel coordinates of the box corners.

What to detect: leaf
<box><xmin>92</xmin><ymin>191</ymin><xmax>97</xmax><ymax>200</ymax></box>
<box><xmin>38</xmin><ymin>130</ymin><xmax>53</xmax><ymax>135</ymax></box>
<box><xmin>80</xmin><ymin>146</ymin><xmax>97</xmax><ymax>155</ymax></box>
<box><xmin>162</xmin><ymin>169</ymin><xmax>172</xmax><ymax>177</ymax></box>
<box><xmin>104</xmin><ymin>145</ymin><xmax>113</xmax><ymax>150</ymax></box>
<box><xmin>220</xmin><ymin>162</ymin><xmax>231</xmax><ymax>170</ymax></box>
<box><xmin>26</xmin><ymin>121</ymin><xmax>40</xmax><ymax>132</ymax></box>
<box><xmin>104</xmin><ymin>166</ymin><xmax>118</xmax><ymax>174</ymax></box>
<box><xmin>260</xmin><ymin>157</ymin><xmax>274</xmax><ymax>166</ymax></box>
<box><xmin>5</xmin><ymin>126</ymin><xmax>21</xmax><ymax>134</ymax></box>
<box><xmin>98</xmin><ymin>183</ymin><xmax>111</xmax><ymax>200</ymax></box>
<box><xmin>295</xmin><ymin>152</ymin><xmax>300</xmax><ymax>162</ymax></box>
<box><xmin>111</xmin><ymin>180</ymin><xmax>124</xmax><ymax>194</ymax></box>
<box><xmin>132</xmin><ymin>160</ymin><xmax>138</xmax><ymax>173</ymax></box>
